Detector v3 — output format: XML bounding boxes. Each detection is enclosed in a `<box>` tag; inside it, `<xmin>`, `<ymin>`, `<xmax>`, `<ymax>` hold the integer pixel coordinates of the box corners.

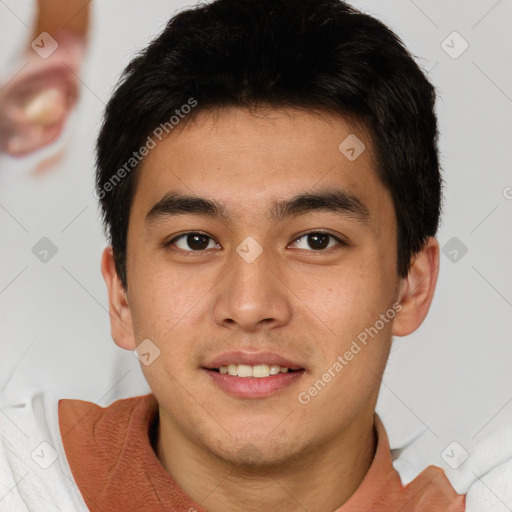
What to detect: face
<box><xmin>103</xmin><ymin>106</ymin><xmax>436</xmax><ymax>467</ymax></box>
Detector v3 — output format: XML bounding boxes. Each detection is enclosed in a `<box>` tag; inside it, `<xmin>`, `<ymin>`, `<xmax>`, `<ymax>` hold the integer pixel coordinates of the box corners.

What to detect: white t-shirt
<box><xmin>0</xmin><ymin>387</ymin><xmax>88</xmax><ymax>511</ymax></box>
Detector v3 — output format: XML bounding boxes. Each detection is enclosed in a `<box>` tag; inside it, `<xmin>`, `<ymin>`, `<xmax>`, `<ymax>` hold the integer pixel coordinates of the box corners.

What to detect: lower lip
<box><xmin>203</xmin><ymin>369</ymin><xmax>305</xmax><ymax>398</ymax></box>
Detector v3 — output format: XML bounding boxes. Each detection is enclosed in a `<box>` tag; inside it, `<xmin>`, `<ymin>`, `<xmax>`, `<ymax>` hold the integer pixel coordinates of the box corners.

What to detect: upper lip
<box><xmin>203</xmin><ymin>351</ymin><xmax>305</xmax><ymax>371</ymax></box>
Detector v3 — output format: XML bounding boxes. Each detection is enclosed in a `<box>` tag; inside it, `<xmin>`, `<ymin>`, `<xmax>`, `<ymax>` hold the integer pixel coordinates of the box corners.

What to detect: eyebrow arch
<box><xmin>145</xmin><ymin>193</ymin><xmax>229</xmax><ymax>223</ymax></box>
<box><xmin>270</xmin><ymin>188</ymin><xmax>370</xmax><ymax>223</ymax></box>
<box><xmin>145</xmin><ymin>188</ymin><xmax>370</xmax><ymax>225</ymax></box>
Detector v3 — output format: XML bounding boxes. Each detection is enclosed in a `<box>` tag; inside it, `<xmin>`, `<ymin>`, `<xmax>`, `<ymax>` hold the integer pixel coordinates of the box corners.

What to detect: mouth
<box><xmin>209</xmin><ymin>364</ymin><xmax>302</xmax><ymax>377</ymax></box>
<box><xmin>202</xmin><ymin>352</ymin><xmax>306</xmax><ymax>398</ymax></box>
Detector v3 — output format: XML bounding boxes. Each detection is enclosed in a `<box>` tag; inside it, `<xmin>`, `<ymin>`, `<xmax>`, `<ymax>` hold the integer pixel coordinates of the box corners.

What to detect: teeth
<box><xmin>217</xmin><ymin>364</ymin><xmax>294</xmax><ymax>377</ymax></box>
<box><xmin>237</xmin><ymin>364</ymin><xmax>253</xmax><ymax>377</ymax></box>
<box><xmin>269</xmin><ymin>365</ymin><xmax>281</xmax><ymax>375</ymax></box>
<box><xmin>252</xmin><ymin>364</ymin><xmax>269</xmax><ymax>378</ymax></box>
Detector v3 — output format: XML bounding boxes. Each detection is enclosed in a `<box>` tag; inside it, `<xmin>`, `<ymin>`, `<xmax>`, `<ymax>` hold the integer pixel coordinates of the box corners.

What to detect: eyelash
<box><xmin>164</xmin><ymin>231</ymin><xmax>346</xmax><ymax>254</ymax></box>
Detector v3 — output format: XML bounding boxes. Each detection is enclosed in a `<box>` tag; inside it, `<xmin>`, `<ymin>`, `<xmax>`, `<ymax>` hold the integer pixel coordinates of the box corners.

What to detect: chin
<box><xmin>205</xmin><ymin>432</ymin><xmax>308</xmax><ymax>470</ymax></box>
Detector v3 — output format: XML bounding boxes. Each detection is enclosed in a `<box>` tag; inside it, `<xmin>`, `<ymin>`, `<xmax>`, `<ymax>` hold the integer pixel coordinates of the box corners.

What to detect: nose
<box><xmin>213</xmin><ymin>243</ymin><xmax>293</xmax><ymax>332</ymax></box>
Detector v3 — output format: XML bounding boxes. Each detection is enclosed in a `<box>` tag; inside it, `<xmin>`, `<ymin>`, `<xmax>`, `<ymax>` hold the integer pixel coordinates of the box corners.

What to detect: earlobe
<box><xmin>100</xmin><ymin>246</ymin><xmax>136</xmax><ymax>350</ymax></box>
<box><xmin>392</xmin><ymin>237</ymin><xmax>440</xmax><ymax>337</ymax></box>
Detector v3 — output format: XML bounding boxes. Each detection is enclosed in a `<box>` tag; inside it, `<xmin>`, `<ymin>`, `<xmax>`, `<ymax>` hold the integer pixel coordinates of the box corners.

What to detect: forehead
<box><xmin>130</xmin><ymin>107</ymin><xmax>392</xmax><ymax>230</ymax></box>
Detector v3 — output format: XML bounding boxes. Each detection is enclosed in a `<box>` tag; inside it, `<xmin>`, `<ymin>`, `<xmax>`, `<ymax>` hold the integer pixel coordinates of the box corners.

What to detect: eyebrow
<box><xmin>145</xmin><ymin>188</ymin><xmax>370</xmax><ymax>225</ymax></box>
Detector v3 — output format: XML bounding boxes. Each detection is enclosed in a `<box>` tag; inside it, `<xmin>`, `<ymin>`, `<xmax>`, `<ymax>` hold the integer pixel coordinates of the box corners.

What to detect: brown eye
<box><xmin>168</xmin><ymin>232</ymin><xmax>218</xmax><ymax>251</ymax></box>
<box><xmin>307</xmin><ymin>233</ymin><xmax>330</xmax><ymax>250</ymax></box>
<box><xmin>186</xmin><ymin>234</ymin><xmax>210</xmax><ymax>250</ymax></box>
<box><xmin>291</xmin><ymin>232</ymin><xmax>344</xmax><ymax>251</ymax></box>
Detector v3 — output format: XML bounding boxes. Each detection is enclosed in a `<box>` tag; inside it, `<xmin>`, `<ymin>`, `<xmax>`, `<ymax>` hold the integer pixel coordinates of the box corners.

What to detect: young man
<box><xmin>3</xmin><ymin>0</ymin><xmax>509</xmax><ymax>510</ymax></box>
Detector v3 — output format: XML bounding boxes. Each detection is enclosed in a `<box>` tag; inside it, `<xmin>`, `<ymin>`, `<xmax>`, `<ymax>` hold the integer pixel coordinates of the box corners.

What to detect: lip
<box><xmin>203</xmin><ymin>368</ymin><xmax>305</xmax><ymax>398</ymax></box>
<box><xmin>203</xmin><ymin>351</ymin><xmax>305</xmax><ymax>371</ymax></box>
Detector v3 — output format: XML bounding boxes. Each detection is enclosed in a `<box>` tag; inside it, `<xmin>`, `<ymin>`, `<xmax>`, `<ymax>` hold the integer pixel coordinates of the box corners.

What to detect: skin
<box><xmin>101</xmin><ymin>106</ymin><xmax>439</xmax><ymax>512</ymax></box>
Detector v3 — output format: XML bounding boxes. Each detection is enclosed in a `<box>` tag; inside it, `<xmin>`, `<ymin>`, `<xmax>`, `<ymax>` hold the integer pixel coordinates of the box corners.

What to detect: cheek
<box><xmin>308</xmin><ymin>264</ymin><xmax>387</xmax><ymax>334</ymax></box>
<box><xmin>297</xmin><ymin>313</ymin><xmax>393</xmax><ymax>421</ymax></box>
<box><xmin>299</xmin><ymin>259</ymin><xmax>395</xmax><ymax>391</ymax></box>
<box><xmin>128</xmin><ymin>254</ymin><xmax>210</xmax><ymax>335</ymax></box>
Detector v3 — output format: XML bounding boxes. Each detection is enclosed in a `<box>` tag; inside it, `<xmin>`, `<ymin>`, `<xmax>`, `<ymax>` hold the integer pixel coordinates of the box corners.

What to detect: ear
<box><xmin>100</xmin><ymin>246</ymin><xmax>136</xmax><ymax>350</ymax></box>
<box><xmin>392</xmin><ymin>237</ymin><xmax>440</xmax><ymax>337</ymax></box>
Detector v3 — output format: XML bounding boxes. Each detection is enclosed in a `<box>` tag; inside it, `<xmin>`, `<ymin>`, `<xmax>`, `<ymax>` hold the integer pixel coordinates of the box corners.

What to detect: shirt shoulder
<box><xmin>391</xmin><ymin>408</ymin><xmax>512</xmax><ymax>512</ymax></box>
<box><xmin>58</xmin><ymin>393</ymin><xmax>189</xmax><ymax>512</ymax></box>
<box><xmin>340</xmin><ymin>415</ymin><xmax>465</xmax><ymax>511</ymax></box>
<box><xmin>0</xmin><ymin>387</ymin><xmax>89</xmax><ymax>512</ymax></box>
<box><xmin>465</xmin><ymin>456</ymin><xmax>512</xmax><ymax>511</ymax></box>
<box><xmin>398</xmin><ymin>465</ymin><xmax>466</xmax><ymax>511</ymax></box>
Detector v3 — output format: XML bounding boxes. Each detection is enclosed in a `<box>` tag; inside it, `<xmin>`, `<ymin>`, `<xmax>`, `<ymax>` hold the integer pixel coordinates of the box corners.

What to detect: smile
<box><xmin>214</xmin><ymin>363</ymin><xmax>296</xmax><ymax>377</ymax></box>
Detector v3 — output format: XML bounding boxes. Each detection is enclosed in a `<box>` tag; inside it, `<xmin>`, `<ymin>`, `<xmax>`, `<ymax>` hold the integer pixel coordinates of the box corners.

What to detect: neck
<box><xmin>155</xmin><ymin>410</ymin><xmax>377</xmax><ymax>512</ymax></box>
